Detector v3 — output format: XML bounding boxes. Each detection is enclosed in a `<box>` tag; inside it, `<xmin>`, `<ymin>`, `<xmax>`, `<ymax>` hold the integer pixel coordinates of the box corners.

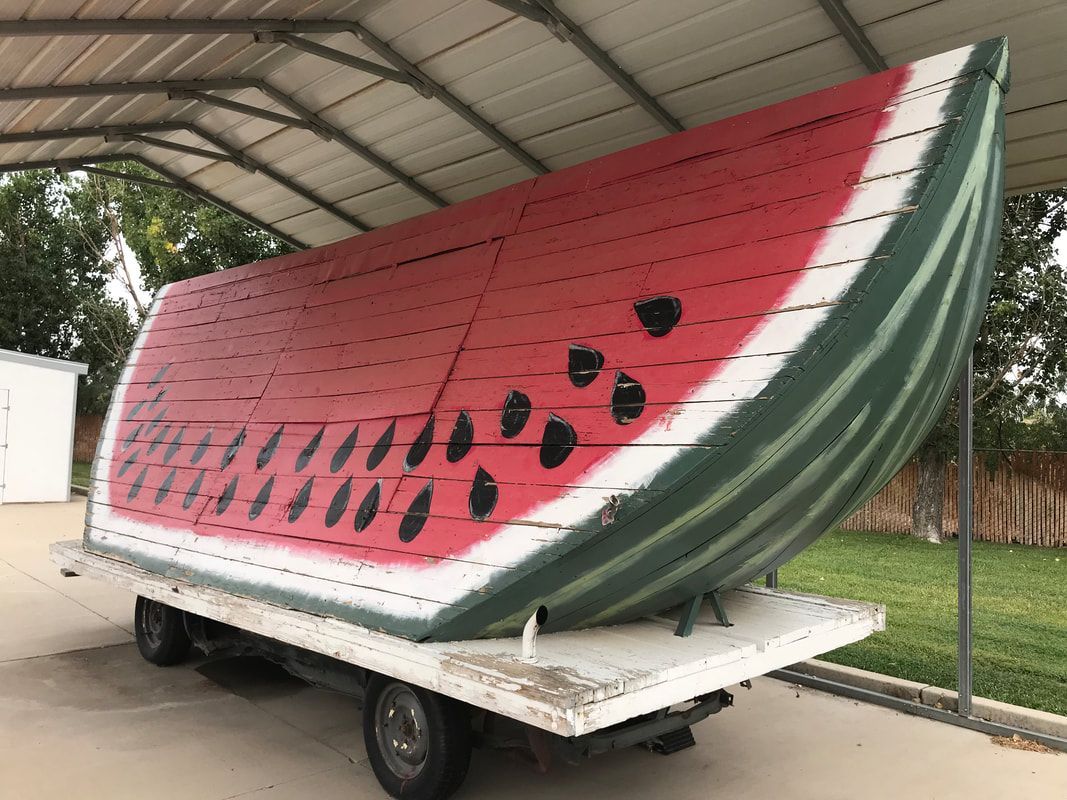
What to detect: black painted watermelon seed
<box><xmin>183</xmin><ymin>469</ymin><xmax>205</xmax><ymax>510</ymax></box>
<box><xmin>249</xmin><ymin>476</ymin><xmax>274</xmax><ymax>521</ymax></box>
<box><xmin>123</xmin><ymin>424</ymin><xmax>142</xmax><ymax>450</ymax></box>
<box><xmin>354</xmin><ymin>480</ymin><xmax>382</xmax><ymax>533</ymax></box>
<box><xmin>331</xmin><ymin>425</ymin><xmax>359</xmax><ymax>473</ymax></box>
<box><xmin>367</xmin><ymin>419</ymin><xmax>396</xmax><ymax>471</ymax></box>
<box><xmin>118</xmin><ymin>449</ymin><xmax>140</xmax><ymax>478</ymax></box>
<box><xmin>144</xmin><ymin>408</ymin><xmax>167</xmax><ymax>436</ymax></box>
<box><xmin>125</xmin><ymin>400</ymin><xmax>146</xmax><ymax>421</ymax></box>
<box><xmin>325</xmin><ymin>478</ymin><xmax>352</xmax><ymax>528</ymax></box>
<box><xmin>399</xmin><ymin>480</ymin><xmax>433</xmax><ymax>542</ymax></box>
<box><xmin>469</xmin><ymin>467</ymin><xmax>498</xmax><ymax>521</ymax></box>
<box><xmin>611</xmin><ymin>370</ymin><xmax>646</xmax><ymax>424</ymax></box>
<box><xmin>404</xmin><ymin>416</ymin><xmax>434</xmax><ymax>472</ymax></box>
<box><xmin>148</xmin><ymin>387</ymin><xmax>168</xmax><ymax>410</ymax></box>
<box><xmin>257</xmin><ymin>425</ymin><xmax>284</xmax><ymax>470</ymax></box>
<box><xmin>163</xmin><ymin>427</ymin><xmax>185</xmax><ymax>464</ymax></box>
<box><xmin>191</xmin><ymin>430</ymin><xmax>212</xmax><ymax>465</ymax></box>
<box><xmin>289</xmin><ymin>477</ymin><xmax>314</xmax><ymax>523</ymax></box>
<box><xmin>221</xmin><ymin>428</ymin><xmax>245</xmax><ymax>469</ymax></box>
<box><xmin>568</xmin><ymin>344</ymin><xmax>605</xmax><ymax>388</ymax></box>
<box><xmin>216</xmin><ymin>475</ymin><xmax>239</xmax><ymax>515</ymax></box>
<box><xmin>148</xmin><ymin>364</ymin><xmax>170</xmax><ymax>387</ymax></box>
<box><xmin>447</xmin><ymin>411</ymin><xmax>474</xmax><ymax>463</ymax></box>
<box><xmin>500</xmin><ymin>390</ymin><xmax>531</xmax><ymax>439</ymax></box>
<box><xmin>147</xmin><ymin>425</ymin><xmax>170</xmax><ymax>455</ymax></box>
<box><xmin>296</xmin><ymin>426</ymin><xmax>324</xmax><ymax>472</ymax></box>
<box><xmin>634</xmin><ymin>296</ymin><xmax>681</xmax><ymax>337</ymax></box>
<box><xmin>127</xmin><ymin>466</ymin><xmax>148</xmax><ymax>501</ymax></box>
<box><xmin>155</xmin><ymin>468</ymin><xmax>176</xmax><ymax>505</ymax></box>
<box><xmin>540</xmin><ymin>413</ymin><xmax>577</xmax><ymax>469</ymax></box>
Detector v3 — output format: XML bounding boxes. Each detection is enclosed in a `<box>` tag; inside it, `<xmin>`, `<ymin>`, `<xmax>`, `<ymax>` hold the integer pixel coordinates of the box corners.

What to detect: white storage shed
<box><xmin>0</xmin><ymin>349</ymin><xmax>87</xmax><ymax>504</ymax></box>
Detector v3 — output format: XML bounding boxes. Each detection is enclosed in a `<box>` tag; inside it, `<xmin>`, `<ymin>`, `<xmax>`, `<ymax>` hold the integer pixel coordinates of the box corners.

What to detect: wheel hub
<box><xmin>375</xmin><ymin>684</ymin><xmax>428</xmax><ymax>779</ymax></box>
<box><xmin>140</xmin><ymin>599</ymin><xmax>165</xmax><ymax>648</ymax></box>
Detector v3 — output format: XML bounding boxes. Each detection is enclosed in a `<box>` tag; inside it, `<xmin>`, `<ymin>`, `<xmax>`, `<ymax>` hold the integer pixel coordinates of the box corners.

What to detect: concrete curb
<box><xmin>788</xmin><ymin>659</ymin><xmax>1067</xmax><ymax>739</ymax></box>
<box><xmin>70</xmin><ymin>484</ymin><xmax>89</xmax><ymax>497</ymax></box>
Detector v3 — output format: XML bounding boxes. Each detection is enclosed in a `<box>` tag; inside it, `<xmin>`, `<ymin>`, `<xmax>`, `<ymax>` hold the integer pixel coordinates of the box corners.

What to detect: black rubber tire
<box><xmin>133</xmin><ymin>596</ymin><xmax>192</xmax><ymax>666</ymax></box>
<box><xmin>362</xmin><ymin>675</ymin><xmax>472</xmax><ymax>800</ymax></box>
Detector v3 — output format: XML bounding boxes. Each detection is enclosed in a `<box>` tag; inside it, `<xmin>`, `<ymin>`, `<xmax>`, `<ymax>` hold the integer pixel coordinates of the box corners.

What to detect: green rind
<box><xmin>429</xmin><ymin>41</ymin><xmax>1007</xmax><ymax>641</ymax></box>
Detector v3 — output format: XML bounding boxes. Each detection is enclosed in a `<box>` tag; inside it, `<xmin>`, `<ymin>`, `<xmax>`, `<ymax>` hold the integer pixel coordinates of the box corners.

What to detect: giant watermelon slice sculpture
<box><xmin>86</xmin><ymin>39</ymin><xmax>1008</xmax><ymax>641</ymax></box>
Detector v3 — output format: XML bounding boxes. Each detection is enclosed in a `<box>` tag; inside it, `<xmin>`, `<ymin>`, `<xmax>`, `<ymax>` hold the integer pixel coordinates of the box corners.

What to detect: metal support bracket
<box><xmin>708</xmin><ymin>591</ymin><xmax>732</xmax><ymax>628</ymax></box>
<box><xmin>674</xmin><ymin>594</ymin><xmax>703</xmax><ymax>637</ymax></box>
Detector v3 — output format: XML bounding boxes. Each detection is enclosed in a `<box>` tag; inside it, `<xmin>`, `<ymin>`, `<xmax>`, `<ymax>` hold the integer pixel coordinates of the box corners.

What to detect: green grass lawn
<box><xmin>71</xmin><ymin>460</ymin><xmax>92</xmax><ymax>487</ymax></box>
<box><xmin>776</xmin><ymin>529</ymin><xmax>1067</xmax><ymax>715</ymax></box>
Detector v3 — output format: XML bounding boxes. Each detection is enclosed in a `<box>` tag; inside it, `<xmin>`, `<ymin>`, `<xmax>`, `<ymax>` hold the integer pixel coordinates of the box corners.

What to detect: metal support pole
<box><xmin>957</xmin><ymin>351</ymin><xmax>974</xmax><ymax>717</ymax></box>
<box><xmin>765</xmin><ymin>570</ymin><xmax>778</xmax><ymax>589</ymax></box>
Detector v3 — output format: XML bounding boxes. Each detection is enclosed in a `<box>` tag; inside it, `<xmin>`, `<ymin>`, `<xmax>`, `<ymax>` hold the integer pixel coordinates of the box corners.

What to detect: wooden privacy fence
<box><xmin>843</xmin><ymin>450</ymin><xmax>1067</xmax><ymax>546</ymax></box>
<box><xmin>73</xmin><ymin>414</ymin><xmax>103</xmax><ymax>463</ymax></box>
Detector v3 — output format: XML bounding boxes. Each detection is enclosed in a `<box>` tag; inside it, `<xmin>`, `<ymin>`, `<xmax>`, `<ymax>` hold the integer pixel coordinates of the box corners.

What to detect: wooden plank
<box><xmin>51</xmin><ymin>540</ymin><xmax>882</xmax><ymax>736</ymax></box>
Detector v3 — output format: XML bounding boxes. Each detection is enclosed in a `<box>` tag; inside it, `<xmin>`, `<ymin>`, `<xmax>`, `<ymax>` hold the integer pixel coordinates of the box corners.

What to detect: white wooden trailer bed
<box><xmin>51</xmin><ymin>539</ymin><xmax>883</xmax><ymax>738</ymax></box>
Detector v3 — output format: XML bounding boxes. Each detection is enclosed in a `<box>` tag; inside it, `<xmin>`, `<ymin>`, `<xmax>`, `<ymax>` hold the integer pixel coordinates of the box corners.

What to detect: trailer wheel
<box><xmin>363</xmin><ymin>675</ymin><xmax>471</xmax><ymax>800</ymax></box>
<box><xmin>134</xmin><ymin>596</ymin><xmax>191</xmax><ymax>666</ymax></box>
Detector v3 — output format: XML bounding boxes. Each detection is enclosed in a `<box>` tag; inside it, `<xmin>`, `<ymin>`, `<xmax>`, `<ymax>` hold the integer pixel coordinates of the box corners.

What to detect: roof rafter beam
<box><xmin>104</xmin><ymin>133</ymin><xmax>252</xmax><ymax>171</ymax></box>
<box><xmin>0</xmin><ymin>153</ymin><xmax>133</xmax><ymax>173</ymax></box>
<box><xmin>250</xmin><ymin>82</ymin><xmax>448</xmax><ymax>207</ymax></box>
<box><xmin>0</xmin><ymin>78</ymin><xmax>444</xmax><ymax>209</ymax></box>
<box><xmin>0</xmin><ymin>20</ymin><xmax>357</xmax><ymax>35</ymax></box>
<box><xmin>341</xmin><ymin>23</ymin><xmax>548</xmax><ymax>175</ymax></box>
<box><xmin>57</xmin><ymin>163</ymin><xmax>182</xmax><ymax>190</ymax></box>
<box><xmin>129</xmin><ymin>155</ymin><xmax>307</xmax><ymax>249</ymax></box>
<box><xmin>0</xmin><ymin>18</ymin><xmax>547</xmax><ymax>178</ymax></box>
<box><xmin>166</xmin><ymin>89</ymin><xmax>325</xmax><ymax>135</ymax></box>
<box><xmin>0</xmin><ymin>121</ymin><xmax>369</xmax><ymax>233</ymax></box>
<box><xmin>816</xmin><ymin>0</ymin><xmax>888</xmax><ymax>73</ymax></box>
<box><xmin>0</xmin><ymin>153</ymin><xmax>305</xmax><ymax>249</ymax></box>
<box><xmin>253</xmin><ymin>31</ymin><xmax>431</xmax><ymax>96</ymax></box>
<box><xmin>488</xmin><ymin>0</ymin><xmax>683</xmax><ymax>134</ymax></box>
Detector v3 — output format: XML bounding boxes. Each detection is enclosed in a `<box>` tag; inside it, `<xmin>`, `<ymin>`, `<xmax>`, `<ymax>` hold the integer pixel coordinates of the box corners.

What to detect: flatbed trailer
<box><xmin>52</xmin><ymin>540</ymin><xmax>883</xmax><ymax>798</ymax></box>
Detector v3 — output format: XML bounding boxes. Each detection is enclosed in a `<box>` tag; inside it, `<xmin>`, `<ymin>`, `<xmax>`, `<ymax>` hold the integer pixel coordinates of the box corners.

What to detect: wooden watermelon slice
<box><xmin>86</xmin><ymin>39</ymin><xmax>1008</xmax><ymax>641</ymax></box>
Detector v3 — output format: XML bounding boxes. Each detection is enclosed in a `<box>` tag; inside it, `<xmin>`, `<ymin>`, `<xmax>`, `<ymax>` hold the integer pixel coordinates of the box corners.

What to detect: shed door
<box><xmin>0</xmin><ymin>388</ymin><xmax>8</xmax><ymax>503</ymax></box>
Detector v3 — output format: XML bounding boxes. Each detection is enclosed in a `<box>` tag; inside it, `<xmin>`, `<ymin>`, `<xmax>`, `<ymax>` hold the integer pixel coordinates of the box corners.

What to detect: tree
<box><xmin>0</xmin><ymin>170</ymin><xmax>134</xmax><ymax>414</ymax></box>
<box><xmin>910</xmin><ymin>189</ymin><xmax>1067</xmax><ymax>542</ymax></box>
<box><xmin>97</xmin><ymin>161</ymin><xmax>293</xmax><ymax>294</ymax></box>
<box><xmin>0</xmin><ymin>164</ymin><xmax>295</xmax><ymax>414</ymax></box>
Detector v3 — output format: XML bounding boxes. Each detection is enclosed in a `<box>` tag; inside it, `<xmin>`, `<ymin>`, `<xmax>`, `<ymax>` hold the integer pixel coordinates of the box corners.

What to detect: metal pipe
<box><xmin>957</xmin><ymin>351</ymin><xmax>974</xmax><ymax>717</ymax></box>
<box><xmin>520</xmin><ymin>605</ymin><xmax>549</xmax><ymax>662</ymax></box>
<box><xmin>772</xmin><ymin>668</ymin><xmax>1067</xmax><ymax>753</ymax></box>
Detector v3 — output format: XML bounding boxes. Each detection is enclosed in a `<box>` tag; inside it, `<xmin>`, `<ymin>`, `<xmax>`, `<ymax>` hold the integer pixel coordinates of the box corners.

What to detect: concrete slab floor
<box><xmin>1</xmin><ymin>499</ymin><xmax>1064</xmax><ymax>799</ymax></box>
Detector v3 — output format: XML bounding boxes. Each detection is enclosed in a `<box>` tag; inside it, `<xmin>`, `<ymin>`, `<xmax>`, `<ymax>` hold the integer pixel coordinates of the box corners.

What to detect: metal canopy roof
<box><xmin>0</xmin><ymin>0</ymin><xmax>1062</xmax><ymax>249</ymax></box>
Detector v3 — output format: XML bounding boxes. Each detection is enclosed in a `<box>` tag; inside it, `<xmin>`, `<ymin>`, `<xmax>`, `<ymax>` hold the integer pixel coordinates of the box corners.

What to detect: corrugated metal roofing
<box><xmin>0</xmin><ymin>0</ymin><xmax>1062</xmax><ymax>248</ymax></box>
